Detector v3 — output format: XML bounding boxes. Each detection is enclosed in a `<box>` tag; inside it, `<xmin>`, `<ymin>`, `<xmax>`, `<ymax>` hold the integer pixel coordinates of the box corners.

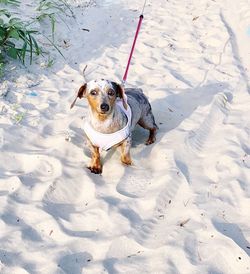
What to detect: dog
<box><xmin>71</xmin><ymin>79</ymin><xmax>157</xmax><ymax>174</ymax></box>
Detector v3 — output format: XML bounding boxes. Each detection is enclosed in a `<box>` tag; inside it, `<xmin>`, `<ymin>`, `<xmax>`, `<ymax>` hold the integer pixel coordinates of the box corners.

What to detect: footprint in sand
<box><xmin>132</xmin><ymin>167</ymin><xmax>189</xmax><ymax>249</ymax></box>
<box><xmin>187</xmin><ymin>92</ymin><xmax>231</xmax><ymax>154</ymax></box>
<box><xmin>115</xmin><ymin>147</ymin><xmax>171</xmax><ymax>198</ymax></box>
<box><xmin>116</xmin><ymin>166</ymin><xmax>153</xmax><ymax>198</ymax></box>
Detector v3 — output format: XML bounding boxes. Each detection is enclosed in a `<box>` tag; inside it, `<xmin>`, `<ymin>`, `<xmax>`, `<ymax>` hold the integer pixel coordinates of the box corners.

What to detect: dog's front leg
<box><xmin>88</xmin><ymin>144</ymin><xmax>102</xmax><ymax>174</ymax></box>
<box><xmin>120</xmin><ymin>136</ymin><xmax>132</xmax><ymax>165</ymax></box>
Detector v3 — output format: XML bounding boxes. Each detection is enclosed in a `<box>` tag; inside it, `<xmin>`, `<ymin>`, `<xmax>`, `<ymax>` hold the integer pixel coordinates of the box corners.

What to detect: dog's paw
<box><xmin>87</xmin><ymin>165</ymin><xmax>102</xmax><ymax>174</ymax></box>
<box><xmin>121</xmin><ymin>157</ymin><xmax>132</xmax><ymax>166</ymax></box>
<box><xmin>145</xmin><ymin>128</ymin><xmax>157</xmax><ymax>145</ymax></box>
<box><xmin>145</xmin><ymin>137</ymin><xmax>156</xmax><ymax>145</ymax></box>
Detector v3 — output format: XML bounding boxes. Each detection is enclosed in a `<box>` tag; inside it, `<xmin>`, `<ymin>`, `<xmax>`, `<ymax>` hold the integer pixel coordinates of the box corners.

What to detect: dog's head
<box><xmin>70</xmin><ymin>80</ymin><xmax>127</xmax><ymax>115</ymax></box>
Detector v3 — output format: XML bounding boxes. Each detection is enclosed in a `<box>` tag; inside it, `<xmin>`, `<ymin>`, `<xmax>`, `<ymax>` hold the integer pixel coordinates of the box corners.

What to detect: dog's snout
<box><xmin>100</xmin><ymin>103</ymin><xmax>109</xmax><ymax>112</ymax></box>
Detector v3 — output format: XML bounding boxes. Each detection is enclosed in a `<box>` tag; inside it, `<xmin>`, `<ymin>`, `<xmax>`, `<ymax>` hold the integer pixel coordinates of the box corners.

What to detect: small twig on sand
<box><xmin>197</xmin><ymin>250</ymin><xmax>202</xmax><ymax>261</ymax></box>
<box><xmin>83</xmin><ymin>65</ymin><xmax>88</xmax><ymax>82</ymax></box>
<box><xmin>183</xmin><ymin>199</ymin><xmax>190</xmax><ymax>207</ymax></box>
<box><xmin>179</xmin><ymin>218</ymin><xmax>190</xmax><ymax>227</ymax></box>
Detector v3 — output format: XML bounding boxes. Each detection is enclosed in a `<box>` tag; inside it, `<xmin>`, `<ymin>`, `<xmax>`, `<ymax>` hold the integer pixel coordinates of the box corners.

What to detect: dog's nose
<box><xmin>100</xmin><ymin>103</ymin><xmax>109</xmax><ymax>112</ymax></box>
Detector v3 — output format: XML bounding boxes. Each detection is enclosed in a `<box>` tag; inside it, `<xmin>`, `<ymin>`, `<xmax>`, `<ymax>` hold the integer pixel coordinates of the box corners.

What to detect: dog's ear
<box><xmin>70</xmin><ymin>83</ymin><xmax>87</xmax><ymax>109</ymax></box>
<box><xmin>112</xmin><ymin>82</ymin><xmax>128</xmax><ymax>110</ymax></box>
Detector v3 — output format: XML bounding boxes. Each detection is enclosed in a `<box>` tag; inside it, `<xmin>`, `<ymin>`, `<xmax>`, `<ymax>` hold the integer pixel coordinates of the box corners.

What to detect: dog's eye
<box><xmin>108</xmin><ymin>89</ymin><xmax>115</xmax><ymax>96</ymax></box>
<box><xmin>90</xmin><ymin>90</ymin><xmax>97</xmax><ymax>96</ymax></box>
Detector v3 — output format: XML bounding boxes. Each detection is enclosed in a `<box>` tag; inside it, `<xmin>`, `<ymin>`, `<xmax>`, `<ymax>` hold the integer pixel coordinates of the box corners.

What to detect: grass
<box><xmin>0</xmin><ymin>11</ymin><xmax>41</xmax><ymax>64</ymax></box>
<box><xmin>0</xmin><ymin>0</ymin><xmax>20</xmax><ymax>5</ymax></box>
<box><xmin>0</xmin><ymin>0</ymin><xmax>71</xmax><ymax>76</ymax></box>
<box><xmin>0</xmin><ymin>53</ymin><xmax>4</xmax><ymax>76</ymax></box>
<box><xmin>36</xmin><ymin>0</ymin><xmax>75</xmax><ymax>41</ymax></box>
<box><xmin>0</xmin><ymin>1</ymin><xmax>41</xmax><ymax>73</ymax></box>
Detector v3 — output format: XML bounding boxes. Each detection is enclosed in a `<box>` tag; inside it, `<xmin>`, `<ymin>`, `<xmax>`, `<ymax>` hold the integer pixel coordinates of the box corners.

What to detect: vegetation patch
<box><xmin>0</xmin><ymin>0</ymin><xmax>74</xmax><ymax>77</ymax></box>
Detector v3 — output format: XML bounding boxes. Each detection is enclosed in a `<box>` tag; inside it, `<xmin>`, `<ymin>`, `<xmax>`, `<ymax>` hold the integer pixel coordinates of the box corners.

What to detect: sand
<box><xmin>0</xmin><ymin>0</ymin><xmax>250</xmax><ymax>273</ymax></box>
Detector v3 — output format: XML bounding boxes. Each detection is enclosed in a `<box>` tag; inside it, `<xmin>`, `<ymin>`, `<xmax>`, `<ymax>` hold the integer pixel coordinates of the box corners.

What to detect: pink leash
<box><xmin>122</xmin><ymin>1</ymin><xmax>147</xmax><ymax>85</ymax></box>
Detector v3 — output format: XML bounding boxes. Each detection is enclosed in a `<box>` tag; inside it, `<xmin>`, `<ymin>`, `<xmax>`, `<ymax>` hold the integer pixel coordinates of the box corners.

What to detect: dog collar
<box><xmin>83</xmin><ymin>99</ymin><xmax>132</xmax><ymax>151</ymax></box>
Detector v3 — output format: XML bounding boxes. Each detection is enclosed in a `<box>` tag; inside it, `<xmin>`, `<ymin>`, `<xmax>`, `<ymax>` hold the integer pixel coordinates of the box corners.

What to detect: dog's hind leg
<box><xmin>138</xmin><ymin>111</ymin><xmax>157</xmax><ymax>145</ymax></box>
<box><xmin>145</xmin><ymin>127</ymin><xmax>157</xmax><ymax>145</ymax></box>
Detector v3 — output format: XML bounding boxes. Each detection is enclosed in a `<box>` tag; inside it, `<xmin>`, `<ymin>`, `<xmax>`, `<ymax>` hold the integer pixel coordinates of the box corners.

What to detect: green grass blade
<box><xmin>28</xmin><ymin>33</ymin><xmax>32</xmax><ymax>64</ymax></box>
<box><xmin>21</xmin><ymin>41</ymin><xmax>27</xmax><ymax>63</ymax></box>
<box><xmin>7</xmin><ymin>46</ymin><xmax>17</xmax><ymax>59</ymax></box>
<box><xmin>42</xmin><ymin>33</ymin><xmax>65</xmax><ymax>59</ymax></box>
<box><xmin>0</xmin><ymin>0</ymin><xmax>20</xmax><ymax>6</ymax></box>
<box><xmin>49</xmin><ymin>14</ymin><xmax>55</xmax><ymax>41</ymax></box>
<box><xmin>30</xmin><ymin>35</ymin><xmax>41</xmax><ymax>55</ymax></box>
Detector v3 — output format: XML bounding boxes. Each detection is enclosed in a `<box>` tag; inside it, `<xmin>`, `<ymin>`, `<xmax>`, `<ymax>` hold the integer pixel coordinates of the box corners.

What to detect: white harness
<box><xmin>83</xmin><ymin>98</ymin><xmax>132</xmax><ymax>151</ymax></box>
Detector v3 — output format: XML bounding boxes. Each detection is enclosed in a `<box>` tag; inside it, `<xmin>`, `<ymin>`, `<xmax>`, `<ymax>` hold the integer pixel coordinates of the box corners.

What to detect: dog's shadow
<box><xmin>136</xmin><ymin>81</ymin><xmax>230</xmax><ymax>154</ymax></box>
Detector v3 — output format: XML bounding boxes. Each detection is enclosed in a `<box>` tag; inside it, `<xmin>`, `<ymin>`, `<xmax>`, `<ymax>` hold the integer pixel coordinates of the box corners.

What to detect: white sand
<box><xmin>0</xmin><ymin>0</ymin><xmax>250</xmax><ymax>273</ymax></box>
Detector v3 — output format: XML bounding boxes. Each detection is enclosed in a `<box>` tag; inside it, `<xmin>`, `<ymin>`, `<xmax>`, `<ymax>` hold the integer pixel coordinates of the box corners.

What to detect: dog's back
<box><xmin>125</xmin><ymin>88</ymin><xmax>157</xmax><ymax>130</ymax></box>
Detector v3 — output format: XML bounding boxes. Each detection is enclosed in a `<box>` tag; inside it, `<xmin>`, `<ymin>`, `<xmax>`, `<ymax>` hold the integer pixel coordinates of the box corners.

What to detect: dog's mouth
<box><xmin>99</xmin><ymin>111</ymin><xmax>109</xmax><ymax>115</ymax></box>
<box><xmin>96</xmin><ymin>109</ymin><xmax>111</xmax><ymax>116</ymax></box>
